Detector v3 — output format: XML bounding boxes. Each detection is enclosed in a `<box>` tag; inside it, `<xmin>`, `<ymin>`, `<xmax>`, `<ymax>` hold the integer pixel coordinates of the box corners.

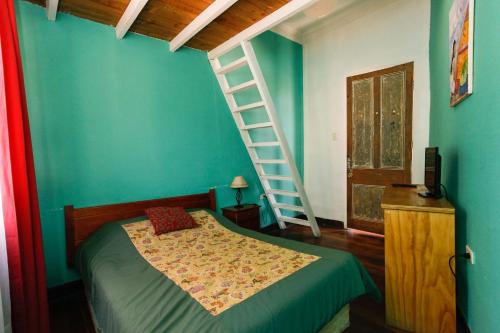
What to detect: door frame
<box><xmin>346</xmin><ymin>62</ymin><xmax>414</xmax><ymax>234</ymax></box>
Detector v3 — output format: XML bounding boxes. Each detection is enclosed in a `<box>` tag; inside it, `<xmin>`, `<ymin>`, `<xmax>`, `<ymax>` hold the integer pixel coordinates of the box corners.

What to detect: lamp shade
<box><xmin>230</xmin><ymin>176</ymin><xmax>248</xmax><ymax>189</ymax></box>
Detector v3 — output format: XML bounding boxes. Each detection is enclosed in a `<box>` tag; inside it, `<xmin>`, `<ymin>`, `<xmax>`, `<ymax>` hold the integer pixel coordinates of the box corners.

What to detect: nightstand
<box><xmin>222</xmin><ymin>204</ymin><xmax>260</xmax><ymax>231</ymax></box>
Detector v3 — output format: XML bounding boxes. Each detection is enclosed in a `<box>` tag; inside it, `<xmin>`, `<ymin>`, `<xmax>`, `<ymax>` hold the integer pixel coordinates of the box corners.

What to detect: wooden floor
<box><xmin>48</xmin><ymin>223</ymin><xmax>465</xmax><ymax>333</ymax></box>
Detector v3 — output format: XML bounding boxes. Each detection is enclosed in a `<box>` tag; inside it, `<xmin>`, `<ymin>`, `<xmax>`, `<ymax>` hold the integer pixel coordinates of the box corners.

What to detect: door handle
<box><xmin>347</xmin><ymin>156</ymin><xmax>353</xmax><ymax>178</ymax></box>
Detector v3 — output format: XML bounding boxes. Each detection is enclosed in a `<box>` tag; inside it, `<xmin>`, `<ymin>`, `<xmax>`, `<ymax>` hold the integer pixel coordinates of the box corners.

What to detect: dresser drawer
<box><xmin>237</xmin><ymin>218</ymin><xmax>259</xmax><ymax>230</ymax></box>
<box><xmin>234</xmin><ymin>208</ymin><xmax>259</xmax><ymax>222</ymax></box>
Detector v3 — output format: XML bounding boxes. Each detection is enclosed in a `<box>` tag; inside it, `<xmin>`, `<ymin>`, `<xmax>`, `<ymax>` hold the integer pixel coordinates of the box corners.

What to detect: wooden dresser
<box><xmin>222</xmin><ymin>204</ymin><xmax>260</xmax><ymax>231</ymax></box>
<box><xmin>381</xmin><ymin>186</ymin><xmax>456</xmax><ymax>333</ymax></box>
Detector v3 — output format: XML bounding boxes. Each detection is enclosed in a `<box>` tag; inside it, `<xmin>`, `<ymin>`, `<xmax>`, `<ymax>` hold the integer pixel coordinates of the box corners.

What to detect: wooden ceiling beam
<box><xmin>116</xmin><ymin>0</ymin><xmax>150</xmax><ymax>39</ymax></box>
<box><xmin>208</xmin><ymin>0</ymin><xmax>320</xmax><ymax>59</ymax></box>
<box><xmin>169</xmin><ymin>0</ymin><xmax>239</xmax><ymax>52</ymax></box>
<box><xmin>46</xmin><ymin>0</ymin><xmax>59</xmax><ymax>21</ymax></box>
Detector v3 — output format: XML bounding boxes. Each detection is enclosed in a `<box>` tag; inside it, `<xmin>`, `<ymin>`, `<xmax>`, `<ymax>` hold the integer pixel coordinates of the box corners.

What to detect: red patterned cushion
<box><xmin>145</xmin><ymin>206</ymin><xmax>198</xmax><ymax>235</ymax></box>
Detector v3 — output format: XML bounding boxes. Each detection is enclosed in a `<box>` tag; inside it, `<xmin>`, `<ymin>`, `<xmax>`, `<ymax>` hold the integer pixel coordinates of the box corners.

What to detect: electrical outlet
<box><xmin>259</xmin><ymin>193</ymin><xmax>266</xmax><ymax>200</ymax></box>
<box><xmin>466</xmin><ymin>245</ymin><xmax>475</xmax><ymax>265</ymax></box>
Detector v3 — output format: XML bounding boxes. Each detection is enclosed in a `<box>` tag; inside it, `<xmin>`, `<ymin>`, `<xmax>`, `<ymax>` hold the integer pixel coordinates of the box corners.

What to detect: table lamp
<box><xmin>230</xmin><ymin>176</ymin><xmax>248</xmax><ymax>208</ymax></box>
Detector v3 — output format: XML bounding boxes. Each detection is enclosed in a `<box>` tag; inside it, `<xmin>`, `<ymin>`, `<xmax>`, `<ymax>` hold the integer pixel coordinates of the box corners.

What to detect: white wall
<box><xmin>302</xmin><ymin>0</ymin><xmax>430</xmax><ymax>224</ymax></box>
<box><xmin>0</xmin><ymin>192</ymin><xmax>12</xmax><ymax>333</ymax></box>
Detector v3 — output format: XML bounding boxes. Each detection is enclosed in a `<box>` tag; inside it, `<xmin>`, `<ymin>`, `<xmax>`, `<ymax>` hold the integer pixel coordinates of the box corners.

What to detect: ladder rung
<box><xmin>249</xmin><ymin>141</ymin><xmax>280</xmax><ymax>148</ymax></box>
<box><xmin>269</xmin><ymin>190</ymin><xmax>299</xmax><ymax>197</ymax></box>
<box><xmin>241</xmin><ymin>122</ymin><xmax>273</xmax><ymax>130</ymax></box>
<box><xmin>255</xmin><ymin>159</ymin><xmax>286</xmax><ymax>164</ymax></box>
<box><xmin>275</xmin><ymin>204</ymin><xmax>304</xmax><ymax>212</ymax></box>
<box><xmin>234</xmin><ymin>101</ymin><xmax>265</xmax><ymax>113</ymax></box>
<box><xmin>261</xmin><ymin>175</ymin><xmax>293</xmax><ymax>181</ymax></box>
<box><xmin>225</xmin><ymin>80</ymin><xmax>256</xmax><ymax>94</ymax></box>
<box><xmin>216</xmin><ymin>57</ymin><xmax>247</xmax><ymax>75</ymax></box>
<box><xmin>279</xmin><ymin>216</ymin><xmax>310</xmax><ymax>226</ymax></box>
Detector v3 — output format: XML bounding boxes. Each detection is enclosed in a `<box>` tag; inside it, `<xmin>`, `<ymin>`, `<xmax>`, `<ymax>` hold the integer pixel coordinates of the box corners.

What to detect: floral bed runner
<box><xmin>122</xmin><ymin>210</ymin><xmax>319</xmax><ymax>315</ymax></box>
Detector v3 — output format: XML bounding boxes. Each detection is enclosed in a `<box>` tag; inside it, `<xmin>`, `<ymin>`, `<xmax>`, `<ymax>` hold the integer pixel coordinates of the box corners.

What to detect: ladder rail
<box><xmin>240</xmin><ymin>40</ymin><xmax>320</xmax><ymax>237</ymax></box>
<box><xmin>209</xmin><ymin>41</ymin><xmax>320</xmax><ymax>237</ymax></box>
<box><xmin>209</xmin><ymin>57</ymin><xmax>286</xmax><ymax>230</ymax></box>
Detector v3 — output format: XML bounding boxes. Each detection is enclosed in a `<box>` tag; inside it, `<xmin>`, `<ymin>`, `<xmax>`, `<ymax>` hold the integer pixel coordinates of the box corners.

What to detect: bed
<box><xmin>65</xmin><ymin>189</ymin><xmax>380</xmax><ymax>333</ymax></box>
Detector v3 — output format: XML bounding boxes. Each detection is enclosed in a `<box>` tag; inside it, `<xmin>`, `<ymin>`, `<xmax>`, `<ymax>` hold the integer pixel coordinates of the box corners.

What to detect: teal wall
<box><xmin>430</xmin><ymin>1</ymin><xmax>500</xmax><ymax>331</ymax></box>
<box><xmin>15</xmin><ymin>1</ymin><xmax>303</xmax><ymax>287</ymax></box>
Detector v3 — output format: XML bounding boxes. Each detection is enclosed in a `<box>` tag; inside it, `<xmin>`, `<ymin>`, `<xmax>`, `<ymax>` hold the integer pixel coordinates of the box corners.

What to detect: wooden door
<box><xmin>347</xmin><ymin>63</ymin><xmax>413</xmax><ymax>234</ymax></box>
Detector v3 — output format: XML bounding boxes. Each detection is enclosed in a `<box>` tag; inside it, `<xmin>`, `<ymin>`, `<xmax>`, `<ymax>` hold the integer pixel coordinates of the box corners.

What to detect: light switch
<box><xmin>332</xmin><ymin>132</ymin><xmax>337</xmax><ymax>141</ymax></box>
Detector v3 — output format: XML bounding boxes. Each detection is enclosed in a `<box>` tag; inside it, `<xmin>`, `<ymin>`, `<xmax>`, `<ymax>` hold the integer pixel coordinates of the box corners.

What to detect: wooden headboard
<box><xmin>64</xmin><ymin>188</ymin><xmax>216</xmax><ymax>267</ymax></box>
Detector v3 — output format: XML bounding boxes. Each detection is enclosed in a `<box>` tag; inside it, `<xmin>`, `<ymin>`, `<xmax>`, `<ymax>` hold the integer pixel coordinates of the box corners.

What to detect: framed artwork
<box><xmin>449</xmin><ymin>0</ymin><xmax>474</xmax><ymax>106</ymax></box>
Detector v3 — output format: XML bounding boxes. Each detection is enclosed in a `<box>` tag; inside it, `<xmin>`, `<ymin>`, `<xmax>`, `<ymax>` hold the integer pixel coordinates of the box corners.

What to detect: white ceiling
<box><xmin>272</xmin><ymin>0</ymin><xmax>365</xmax><ymax>43</ymax></box>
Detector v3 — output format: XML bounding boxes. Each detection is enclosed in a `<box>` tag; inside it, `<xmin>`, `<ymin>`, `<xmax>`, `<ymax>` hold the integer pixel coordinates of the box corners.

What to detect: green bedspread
<box><xmin>76</xmin><ymin>210</ymin><xmax>380</xmax><ymax>333</ymax></box>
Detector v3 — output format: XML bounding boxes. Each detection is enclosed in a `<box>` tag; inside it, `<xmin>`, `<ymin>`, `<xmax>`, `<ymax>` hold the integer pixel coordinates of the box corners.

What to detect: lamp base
<box><xmin>234</xmin><ymin>188</ymin><xmax>243</xmax><ymax>208</ymax></box>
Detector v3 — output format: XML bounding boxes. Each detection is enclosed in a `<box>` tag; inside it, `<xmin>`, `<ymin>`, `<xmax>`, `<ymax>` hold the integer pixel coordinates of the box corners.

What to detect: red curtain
<box><xmin>0</xmin><ymin>0</ymin><xmax>50</xmax><ymax>332</ymax></box>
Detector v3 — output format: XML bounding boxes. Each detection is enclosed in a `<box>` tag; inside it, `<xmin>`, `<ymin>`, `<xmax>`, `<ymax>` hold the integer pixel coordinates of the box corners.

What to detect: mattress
<box><xmin>76</xmin><ymin>209</ymin><xmax>380</xmax><ymax>333</ymax></box>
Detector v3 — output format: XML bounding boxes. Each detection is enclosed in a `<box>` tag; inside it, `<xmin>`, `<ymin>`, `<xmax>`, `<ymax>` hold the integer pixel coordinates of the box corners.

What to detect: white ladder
<box><xmin>209</xmin><ymin>40</ymin><xmax>320</xmax><ymax>237</ymax></box>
